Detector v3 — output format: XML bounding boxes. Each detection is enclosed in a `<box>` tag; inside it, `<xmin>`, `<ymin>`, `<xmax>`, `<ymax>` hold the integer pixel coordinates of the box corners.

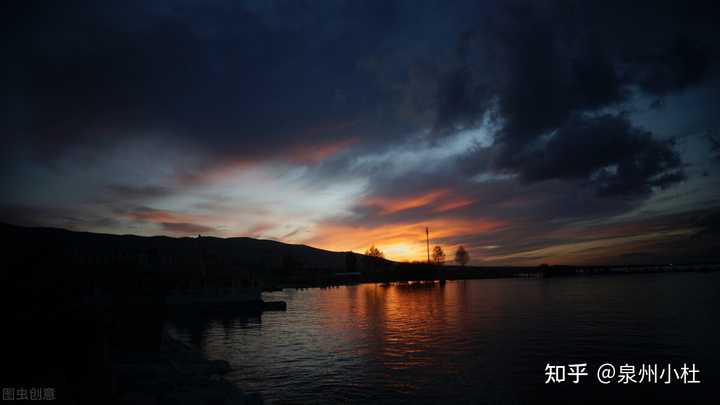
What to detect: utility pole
<box><xmin>426</xmin><ymin>227</ymin><xmax>430</xmax><ymax>263</ymax></box>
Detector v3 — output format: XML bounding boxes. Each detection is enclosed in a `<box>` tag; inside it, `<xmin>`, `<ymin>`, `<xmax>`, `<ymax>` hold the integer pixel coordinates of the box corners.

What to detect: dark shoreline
<box><xmin>111</xmin><ymin>328</ymin><xmax>263</xmax><ymax>405</ymax></box>
<box><xmin>274</xmin><ymin>262</ymin><xmax>720</xmax><ymax>290</ymax></box>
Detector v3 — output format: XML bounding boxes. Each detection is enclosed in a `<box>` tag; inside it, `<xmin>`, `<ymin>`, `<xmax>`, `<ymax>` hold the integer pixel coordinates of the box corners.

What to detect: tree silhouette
<box><xmin>454</xmin><ymin>245</ymin><xmax>469</xmax><ymax>266</ymax></box>
<box><xmin>365</xmin><ymin>245</ymin><xmax>384</xmax><ymax>259</ymax></box>
<box><xmin>431</xmin><ymin>245</ymin><xmax>445</xmax><ymax>265</ymax></box>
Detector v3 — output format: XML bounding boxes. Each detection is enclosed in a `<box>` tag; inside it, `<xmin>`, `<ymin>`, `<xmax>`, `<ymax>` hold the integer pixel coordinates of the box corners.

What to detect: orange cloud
<box><xmin>433</xmin><ymin>197</ymin><xmax>474</xmax><ymax>212</ymax></box>
<box><xmin>176</xmin><ymin>136</ymin><xmax>357</xmax><ymax>187</ymax></box>
<box><xmin>286</xmin><ymin>137</ymin><xmax>358</xmax><ymax>164</ymax></box>
<box><xmin>362</xmin><ymin>189</ymin><xmax>450</xmax><ymax>214</ymax></box>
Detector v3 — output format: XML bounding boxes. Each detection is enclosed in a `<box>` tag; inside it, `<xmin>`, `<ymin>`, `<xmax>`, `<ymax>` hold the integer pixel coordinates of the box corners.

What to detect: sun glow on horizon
<box><xmin>304</xmin><ymin>218</ymin><xmax>505</xmax><ymax>263</ymax></box>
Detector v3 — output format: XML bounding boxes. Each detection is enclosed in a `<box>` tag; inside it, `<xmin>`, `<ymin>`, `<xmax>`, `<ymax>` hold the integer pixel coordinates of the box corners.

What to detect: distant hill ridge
<box><xmin>2</xmin><ymin>222</ymin><xmax>370</xmax><ymax>272</ymax></box>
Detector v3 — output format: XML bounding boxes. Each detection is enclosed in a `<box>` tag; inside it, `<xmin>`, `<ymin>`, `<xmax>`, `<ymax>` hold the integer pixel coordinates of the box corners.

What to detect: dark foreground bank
<box><xmin>2</xmin><ymin>296</ymin><xmax>263</xmax><ymax>404</ymax></box>
<box><xmin>112</xmin><ymin>328</ymin><xmax>262</xmax><ymax>405</ymax></box>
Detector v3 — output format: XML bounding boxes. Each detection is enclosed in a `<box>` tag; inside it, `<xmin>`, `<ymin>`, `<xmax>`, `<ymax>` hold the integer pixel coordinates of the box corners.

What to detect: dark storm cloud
<box><xmin>502</xmin><ymin>114</ymin><xmax>686</xmax><ymax>197</ymax></box>
<box><xmin>302</xmin><ymin>0</ymin><xmax>720</xmax><ymax>208</ymax></box>
<box><xmin>429</xmin><ymin>0</ymin><xmax>719</xmax><ymax>195</ymax></box>
<box><xmin>6</xmin><ymin>0</ymin><xmax>717</xmax><ymax>177</ymax></box>
<box><xmin>1</xmin><ymin>0</ymin><xmax>414</xmax><ymax>162</ymax></box>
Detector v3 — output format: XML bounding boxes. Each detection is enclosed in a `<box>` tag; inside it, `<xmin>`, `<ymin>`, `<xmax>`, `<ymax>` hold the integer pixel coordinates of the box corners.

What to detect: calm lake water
<box><xmin>170</xmin><ymin>273</ymin><xmax>720</xmax><ymax>404</ymax></box>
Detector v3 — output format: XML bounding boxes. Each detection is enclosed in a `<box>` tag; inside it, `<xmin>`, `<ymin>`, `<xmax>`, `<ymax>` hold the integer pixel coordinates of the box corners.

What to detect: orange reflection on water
<box><xmin>310</xmin><ymin>280</ymin><xmax>526</xmax><ymax>372</ymax></box>
<box><xmin>317</xmin><ymin>283</ymin><xmax>463</xmax><ymax>371</ymax></box>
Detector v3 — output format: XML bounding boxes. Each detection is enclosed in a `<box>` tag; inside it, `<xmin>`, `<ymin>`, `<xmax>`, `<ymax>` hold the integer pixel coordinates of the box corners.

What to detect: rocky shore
<box><xmin>112</xmin><ymin>329</ymin><xmax>262</xmax><ymax>405</ymax></box>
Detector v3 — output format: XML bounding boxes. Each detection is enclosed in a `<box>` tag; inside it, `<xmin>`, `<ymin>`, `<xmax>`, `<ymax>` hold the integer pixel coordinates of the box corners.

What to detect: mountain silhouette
<box><xmin>2</xmin><ymin>222</ymin><xmax>361</xmax><ymax>275</ymax></box>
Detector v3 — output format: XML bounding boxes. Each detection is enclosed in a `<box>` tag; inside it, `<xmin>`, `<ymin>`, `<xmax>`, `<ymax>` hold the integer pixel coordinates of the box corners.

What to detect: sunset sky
<box><xmin>2</xmin><ymin>0</ymin><xmax>720</xmax><ymax>265</ymax></box>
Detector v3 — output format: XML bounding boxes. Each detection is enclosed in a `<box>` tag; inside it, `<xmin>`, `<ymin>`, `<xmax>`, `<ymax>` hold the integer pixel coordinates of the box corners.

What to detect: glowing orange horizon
<box><xmin>305</xmin><ymin>217</ymin><xmax>505</xmax><ymax>262</ymax></box>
